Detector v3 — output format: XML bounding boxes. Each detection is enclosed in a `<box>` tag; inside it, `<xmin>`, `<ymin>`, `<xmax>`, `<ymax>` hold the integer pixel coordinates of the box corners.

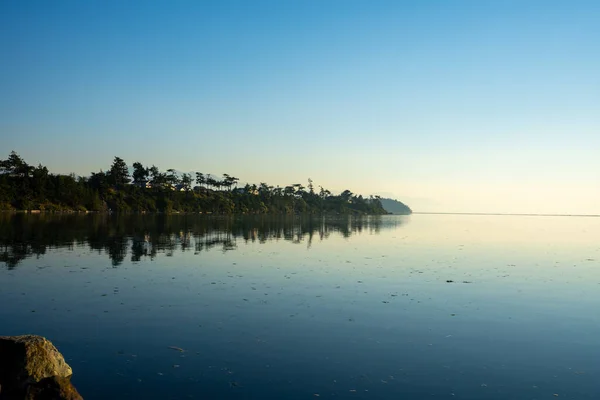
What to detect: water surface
<box><xmin>1</xmin><ymin>214</ymin><xmax>599</xmax><ymax>399</ymax></box>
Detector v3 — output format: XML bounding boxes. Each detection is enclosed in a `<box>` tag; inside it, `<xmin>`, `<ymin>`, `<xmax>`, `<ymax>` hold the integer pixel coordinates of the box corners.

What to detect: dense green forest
<box><xmin>0</xmin><ymin>151</ymin><xmax>408</xmax><ymax>215</ymax></box>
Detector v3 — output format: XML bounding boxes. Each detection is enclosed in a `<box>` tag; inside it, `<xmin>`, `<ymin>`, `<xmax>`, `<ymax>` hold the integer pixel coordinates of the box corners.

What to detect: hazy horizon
<box><xmin>2</xmin><ymin>1</ymin><xmax>599</xmax><ymax>215</ymax></box>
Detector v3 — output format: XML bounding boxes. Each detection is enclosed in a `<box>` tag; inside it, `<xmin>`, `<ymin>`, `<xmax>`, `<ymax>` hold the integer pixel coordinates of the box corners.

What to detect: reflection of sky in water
<box><xmin>1</xmin><ymin>215</ymin><xmax>599</xmax><ymax>399</ymax></box>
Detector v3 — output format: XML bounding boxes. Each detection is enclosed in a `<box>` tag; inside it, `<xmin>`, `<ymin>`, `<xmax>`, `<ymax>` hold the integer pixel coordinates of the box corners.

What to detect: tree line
<box><xmin>0</xmin><ymin>151</ymin><xmax>392</xmax><ymax>215</ymax></box>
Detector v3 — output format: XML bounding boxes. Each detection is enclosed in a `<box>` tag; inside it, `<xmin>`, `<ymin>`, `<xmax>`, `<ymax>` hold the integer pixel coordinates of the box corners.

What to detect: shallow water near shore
<box><xmin>1</xmin><ymin>213</ymin><xmax>599</xmax><ymax>399</ymax></box>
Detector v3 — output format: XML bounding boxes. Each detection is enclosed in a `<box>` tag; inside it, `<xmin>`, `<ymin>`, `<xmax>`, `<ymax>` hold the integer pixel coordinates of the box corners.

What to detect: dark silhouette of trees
<box><xmin>195</xmin><ymin>172</ymin><xmax>205</xmax><ymax>190</ymax></box>
<box><xmin>206</xmin><ymin>174</ymin><xmax>216</xmax><ymax>191</ymax></box>
<box><xmin>0</xmin><ymin>151</ymin><xmax>33</xmax><ymax>177</ymax></box>
<box><xmin>222</xmin><ymin>174</ymin><xmax>239</xmax><ymax>191</ymax></box>
<box><xmin>0</xmin><ymin>151</ymin><xmax>409</xmax><ymax>215</ymax></box>
<box><xmin>149</xmin><ymin>165</ymin><xmax>168</xmax><ymax>190</ymax></box>
<box><xmin>132</xmin><ymin>162</ymin><xmax>149</xmax><ymax>186</ymax></box>
<box><xmin>108</xmin><ymin>157</ymin><xmax>130</xmax><ymax>187</ymax></box>
<box><xmin>181</xmin><ymin>173</ymin><xmax>192</xmax><ymax>192</ymax></box>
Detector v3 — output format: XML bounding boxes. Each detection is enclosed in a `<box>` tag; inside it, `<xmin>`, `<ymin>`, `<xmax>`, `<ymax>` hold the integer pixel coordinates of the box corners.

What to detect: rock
<box><xmin>0</xmin><ymin>335</ymin><xmax>82</xmax><ymax>399</ymax></box>
<box><xmin>0</xmin><ymin>336</ymin><xmax>72</xmax><ymax>382</ymax></box>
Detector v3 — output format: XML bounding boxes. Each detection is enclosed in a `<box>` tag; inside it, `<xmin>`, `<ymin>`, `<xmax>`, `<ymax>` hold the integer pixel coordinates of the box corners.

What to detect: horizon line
<box><xmin>411</xmin><ymin>212</ymin><xmax>600</xmax><ymax>218</ymax></box>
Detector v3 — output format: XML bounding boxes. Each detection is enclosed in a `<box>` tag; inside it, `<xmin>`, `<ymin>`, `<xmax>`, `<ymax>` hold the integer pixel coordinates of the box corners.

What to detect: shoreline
<box><xmin>0</xmin><ymin>210</ymin><xmax>406</xmax><ymax>216</ymax></box>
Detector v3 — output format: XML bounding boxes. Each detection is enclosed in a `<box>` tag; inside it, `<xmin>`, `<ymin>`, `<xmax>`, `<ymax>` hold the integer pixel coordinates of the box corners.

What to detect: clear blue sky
<box><xmin>1</xmin><ymin>0</ymin><xmax>599</xmax><ymax>213</ymax></box>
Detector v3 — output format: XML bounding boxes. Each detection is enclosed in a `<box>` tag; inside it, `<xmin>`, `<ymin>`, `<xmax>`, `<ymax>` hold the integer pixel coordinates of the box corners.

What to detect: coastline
<box><xmin>0</xmin><ymin>209</ymin><xmax>407</xmax><ymax>216</ymax></box>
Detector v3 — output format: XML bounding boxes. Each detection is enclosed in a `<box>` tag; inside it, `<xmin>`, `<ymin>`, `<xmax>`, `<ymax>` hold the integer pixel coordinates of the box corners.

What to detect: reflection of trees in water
<box><xmin>0</xmin><ymin>213</ymin><xmax>407</xmax><ymax>268</ymax></box>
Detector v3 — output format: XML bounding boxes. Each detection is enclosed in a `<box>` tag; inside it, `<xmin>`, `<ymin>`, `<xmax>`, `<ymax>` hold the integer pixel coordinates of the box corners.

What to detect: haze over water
<box><xmin>1</xmin><ymin>213</ymin><xmax>599</xmax><ymax>399</ymax></box>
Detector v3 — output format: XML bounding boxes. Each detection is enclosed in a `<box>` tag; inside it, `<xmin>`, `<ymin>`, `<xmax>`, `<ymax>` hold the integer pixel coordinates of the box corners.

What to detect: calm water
<box><xmin>1</xmin><ymin>213</ymin><xmax>599</xmax><ymax>400</ymax></box>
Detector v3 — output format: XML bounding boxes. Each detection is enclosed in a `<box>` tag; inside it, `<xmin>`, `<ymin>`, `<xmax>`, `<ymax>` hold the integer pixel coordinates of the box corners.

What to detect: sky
<box><xmin>1</xmin><ymin>0</ymin><xmax>599</xmax><ymax>214</ymax></box>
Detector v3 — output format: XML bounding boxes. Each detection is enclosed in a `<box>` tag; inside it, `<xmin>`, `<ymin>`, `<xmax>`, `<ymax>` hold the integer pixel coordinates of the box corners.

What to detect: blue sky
<box><xmin>1</xmin><ymin>0</ymin><xmax>599</xmax><ymax>213</ymax></box>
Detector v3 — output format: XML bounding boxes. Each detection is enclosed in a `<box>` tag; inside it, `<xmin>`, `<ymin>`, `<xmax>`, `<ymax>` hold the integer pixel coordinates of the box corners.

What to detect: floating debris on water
<box><xmin>168</xmin><ymin>346</ymin><xmax>185</xmax><ymax>352</ymax></box>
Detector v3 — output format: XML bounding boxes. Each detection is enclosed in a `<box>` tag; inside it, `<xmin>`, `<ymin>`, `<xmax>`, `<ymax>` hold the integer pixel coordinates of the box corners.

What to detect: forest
<box><xmin>0</xmin><ymin>151</ymin><xmax>409</xmax><ymax>215</ymax></box>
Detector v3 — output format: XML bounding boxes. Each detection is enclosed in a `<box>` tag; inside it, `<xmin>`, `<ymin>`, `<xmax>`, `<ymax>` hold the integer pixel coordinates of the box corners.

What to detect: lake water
<box><xmin>1</xmin><ymin>213</ymin><xmax>599</xmax><ymax>399</ymax></box>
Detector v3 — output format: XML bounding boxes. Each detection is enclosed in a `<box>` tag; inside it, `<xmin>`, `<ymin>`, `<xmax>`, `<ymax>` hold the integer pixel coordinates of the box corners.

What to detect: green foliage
<box><xmin>181</xmin><ymin>173</ymin><xmax>192</xmax><ymax>192</ymax></box>
<box><xmin>0</xmin><ymin>202</ymin><xmax>14</xmax><ymax>211</ymax></box>
<box><xmin>0</xmin><ymin>151</ymin><xmax>33</xmax><ymax>177</ymax></box>
<box><xmin>132</xmin><ymin>162</ymin><xmax>148</xmax><ymax>185</ymax></box>
<box><xmin>108</xmin><ymin>157</ymin><xmax>130</xmax><ymax>187</ymax></box>
<box><xmin>0</xmin><ymin>151</ymin><xmax>403</xmax><ymax>215</ymax></box>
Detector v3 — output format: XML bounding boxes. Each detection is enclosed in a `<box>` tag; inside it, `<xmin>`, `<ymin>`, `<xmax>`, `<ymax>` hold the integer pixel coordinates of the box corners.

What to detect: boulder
<box><xmin>0</xmin><ymin>335</ymin><xmax>82</xmax><ymax>400</ymax></box>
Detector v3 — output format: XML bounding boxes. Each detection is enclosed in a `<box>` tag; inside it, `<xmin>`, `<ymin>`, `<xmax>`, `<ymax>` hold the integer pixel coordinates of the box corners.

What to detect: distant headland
<box><xmin>0</xmin><ymin>151</ymin><xmax>411</xmax><ymax>215</ymax></box>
